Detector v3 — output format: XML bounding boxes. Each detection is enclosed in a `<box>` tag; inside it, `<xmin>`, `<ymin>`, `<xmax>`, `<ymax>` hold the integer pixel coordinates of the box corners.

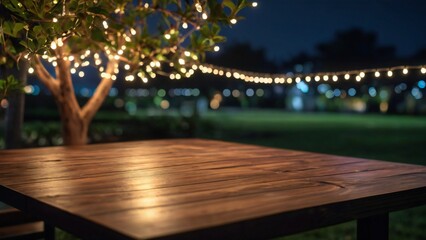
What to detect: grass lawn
<box><xmin>201</xmin><ymin>109</ymin><xmax>426</xmax><ymax>240</ymax></box>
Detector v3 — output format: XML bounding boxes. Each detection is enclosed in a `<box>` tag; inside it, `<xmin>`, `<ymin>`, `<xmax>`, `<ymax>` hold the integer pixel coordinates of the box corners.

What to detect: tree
<box><xmin>1</xmin><ymin>0</ymin><xmax>254</xmax><ymax>145</ymax></box>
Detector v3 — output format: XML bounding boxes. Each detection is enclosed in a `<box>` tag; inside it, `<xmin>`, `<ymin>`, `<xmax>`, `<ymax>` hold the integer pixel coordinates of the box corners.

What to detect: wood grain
<box><xmin>0</xmin><ymin>139</ymin><xmax>425</xmax><ymax>239</ymax></box>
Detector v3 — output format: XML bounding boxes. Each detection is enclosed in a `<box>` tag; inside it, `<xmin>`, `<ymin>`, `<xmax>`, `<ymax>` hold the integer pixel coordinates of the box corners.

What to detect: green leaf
<box><xmin>223</xmin><ymin>0</ymin><xmax>236</xmax><ymax>11</ymax></box>
<box><xmin>12</xmin><ymin>23</ymin><xmax>25</xmax><ymax>36</ymax></box>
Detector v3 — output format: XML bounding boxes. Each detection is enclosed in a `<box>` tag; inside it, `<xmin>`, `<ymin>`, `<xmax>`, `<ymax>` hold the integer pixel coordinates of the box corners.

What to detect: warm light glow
<box><xmin>403</xmin><ymin>68</ymin><xmax>408</xmax><ymax>74</ymax></box>
<box><xmin>164</xmin><ymin>34</ymin><xmax>171</xmax><ymax>40</ymax></box>
<box><xmin>421</xmin><ymin>67</ymin><xmax>426</xmax><ymax>74</ymax></box>
<box><xmin>230</xmin><ymin>18</ymin><xmax>237</xmax><ymax>24</ymax></box>
<box><xmin>344</xmin><ymin>74</ymin><xmax>350</xmax><ymax>80</ymax></box>
<box><xmin>387</xmin><ymin>70</ymin><xmax>393</xmax><ymax>77</ymax></box>
<box><xmin>359</xmin><ymin>72</ymin><xmax>365</xmax><ymax>78</ymax></box>
<box><xmin>214</xmin><ymin>46</ymin><xmax>220</xmax><ymax>52</ymax></box>
<box><xmin>124</xmin><ymin>64</ymin><xmax>130</xmax><ymax>70</ymax></box>
<box><xmin>252</xmin><ymin>2</ymin><xmax>258</xmax><ymax>7</ymax></box>
<box><xmin>178</xmin><ymin>58</ymin><xmax>185</xmax><ymax>65</ymax></box>
<box><xmin>102</xmin><ymin>20</ymin><xmax>108</xmax><ymax>29</ymax></box>
<box><xmin>195</xmin><ymin>3</ymin><xmax>202</xmax><ymax>13</ymax></box>
<box><xmin>57</xmin><ymin>38</ymin><xmax>63</xmax><ymax>47</ymax></box>
<box><xmin>130</xmin><ymin>28</ymin><xmax>136</xmax><ymax>35</ymax></box>
<box><xmin>182</xmin><ymin>22</ymin><xmax>188</xmax><ymax>29</ymax></box>
<box><xmin>323</xmin><ymin>75</ymin><xmax>329</xmax><ymax>81</ymax></box>
<box><xmin>202</xmin><ymin>13</ymin><xmax>208</xmax><ymax>20</ymax></box>
<box><xmin>78</xmin><ymin>71</ymin><xmax>85</xmax><ymax>77</ymax></box>
<box><xmin>50</xmin><ymin>41</ymin><xmax>57</xmax><ymax>50</ymax></box>
<box><xmin>356</xmin><ymin>76</ymin><xmax>361</xmax><ymax>82</ymax></box>
<box><xmin>332</xmin><ymin>75</ymin><xmax>338</xmax><ymax>81</ymax></box>
<box><xmin>305</xmin><ymin>76</ymin><xmax>311</xmax><ymax>82</ymax></box>
<box><xmin>315</xmin><ymin>76</ymin><xmax>320</xmax><ymax>82</ymax></box>
<box><xmin>28</xmin><ymin>67</ymin><xmax>34</xmax><ymax>74</ymax></box>
<box><xmin>52</xmin><ymin>17</ymin><xmax>58</xmax><ymax>23</ymax></box>
<box><xmin>375</xmin><ymin>71</ymin><xmax>380</xmax><ymax>77</ymax></box>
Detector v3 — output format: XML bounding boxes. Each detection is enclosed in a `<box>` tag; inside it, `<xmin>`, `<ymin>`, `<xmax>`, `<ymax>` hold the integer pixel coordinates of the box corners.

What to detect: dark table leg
<box><xmin>44</xmin><ymin>221</ymin><xmax>56</xmax><ymax>240</ymax></box>
<box><xmin>357</xmin><ymin>213</ymin><xmax>389</xmax><ymax>240</ymax></box>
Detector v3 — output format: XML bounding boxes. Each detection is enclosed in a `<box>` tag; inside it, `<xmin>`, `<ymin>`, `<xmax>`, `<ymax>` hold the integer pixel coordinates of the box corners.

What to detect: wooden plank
<box><xmin>0</xmin><ymin>139</ymin><xmax>425</xmax><ymax>239</ymax></box>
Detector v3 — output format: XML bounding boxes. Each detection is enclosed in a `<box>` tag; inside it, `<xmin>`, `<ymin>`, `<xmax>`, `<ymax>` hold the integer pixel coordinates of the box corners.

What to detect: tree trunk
<box><xmin>57</xmin><ymin>99</ymin><xmax>89</xmax><ymax>146</ymax></box>
<box><xmin>5</xmin><ymin>59</ymin><xmax>29</xmax><ymax>149</ymax></box>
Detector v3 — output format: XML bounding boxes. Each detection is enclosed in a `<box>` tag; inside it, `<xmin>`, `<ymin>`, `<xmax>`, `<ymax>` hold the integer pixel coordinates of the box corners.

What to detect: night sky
<box><xmin>221</xmin><ymin>0</ymin><xmax>426</xmax><ymax>63</ymax></box>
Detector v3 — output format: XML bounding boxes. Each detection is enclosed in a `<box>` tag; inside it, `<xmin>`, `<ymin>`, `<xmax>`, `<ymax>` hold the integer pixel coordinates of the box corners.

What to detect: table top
<box><xmin>1</xmin><ymin>139</ymin><xmax>426</xmax><ymax>239</ymax></box>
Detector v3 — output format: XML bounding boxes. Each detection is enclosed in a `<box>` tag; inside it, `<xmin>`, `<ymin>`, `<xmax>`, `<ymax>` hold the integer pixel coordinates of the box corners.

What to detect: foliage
<box><xmin>0</xmin><ymin>0</ymin><xmax>255</xmax><ymax>78</ymax></box>
<box><xmin>0</xmin><ymin>74</ymin><xmax>22</xmax><ymax>98</ymax></box>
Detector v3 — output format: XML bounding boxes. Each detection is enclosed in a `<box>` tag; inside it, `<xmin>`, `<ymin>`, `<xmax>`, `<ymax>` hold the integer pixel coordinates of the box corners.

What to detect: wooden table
<box><xmin>0</xmin><ymin>139</ymin><xmax>425</xmax><ymax>239</ymax></box>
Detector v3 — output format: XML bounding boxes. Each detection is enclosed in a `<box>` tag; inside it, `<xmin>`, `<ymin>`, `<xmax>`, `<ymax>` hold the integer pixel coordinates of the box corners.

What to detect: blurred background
<box><xmin>1</xmin><ymin>1</ymin><xmax>426</xmax><ymax>239</ymax></box>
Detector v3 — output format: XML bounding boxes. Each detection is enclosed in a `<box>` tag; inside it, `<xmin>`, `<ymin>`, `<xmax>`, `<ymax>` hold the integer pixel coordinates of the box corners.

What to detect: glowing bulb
<box><xmin>164</xmin><ymin>34</ymin><xmax>171</xmax><ymax>40</ymax></box>
<box><xmin>323</xmin><ymin>75</ymin><xmax>329</xmax><ymax>81</ymax></box>
<box><xmin>195</xmin><ymin>3</ymin><xmax>202</xmax><ymax>12</ymax></box>
<box><xmin>52</xmin><ymin>17</ymin><xmax>58</xmax><ymax>23</ymax></box>
<box><xmin>375</xmin><ymin>71</ymin><xmax>380</xmax><ymax>77</ymax></box>
<box><xmin>305</xmin><ymin>76</ymin><xmax>311</xmax><ymax>82</ymax></box>
<box><xmin>170</xmin><ymin>74</ymin><xmax>175</xmax><ymax>80</ymax></box>
<box><xmin>214</xmin><ymin>46</ymin><xmax>220</xmax><ymax>52</ymax></box>
<box><xmin>178</xmin><ymin>58</ymin><xmax>185</xmax><ymax>65</ymax></box>
<box><xmin>332</xmin><ymin>75</ymin><xmax>338</xmax><ymax>81</ymax></box>
<box><xmin>252</xmin><ymin>2</ymin><xmax>258</xmax><ymax>7</ymax></box>
<box><xmin>130</xmin><ymin>28</ymin><xmax>136</xmax><ymax>35</ymax></box>
<box><xmin>202</xmin><ymin>13</ymin><xmax>208</xmax><ymax>20</ymax></box>
<box><xmin>360</xmin><ymin>72</ymin><xmax>365</xmax><ymax>78</ymax></box>
<box><xmin>314</xmin><ymin>76</ymin><xmax>320</xmax><ymax>82</ymax></box>
<box><xmin>102</xmin><ymin>20</ymin><xmax>108</xmax><ymax>29</ymax></box>
<box><xmin>78</xmin><ymin>71</ymin><xmax>85</xmax><ymax>77</ymax></box>
<box><xmin>124</xmin><ymin>64</ymin><xmax>130</xmax><ymax>70</ymax></box>
<box><xmin>356</xmin><ymin>76</ymin><xmax>361</xmax><ymax>82</ymax></box>
<box><xmin>286</xmin><ymin>78</ymin><xmax>292</xmax><ymax>84</ymax></box>
<box><xmin>421</xmin><ymin>67</ymin><xmax>426</xmax><ymax>74</ymax></box>
<box><xmin>184</xmin><ymin>51</ymin><xmax>191</xmax><ymax>57</ymax></box>
<box><xmin>175</xmin><ymin>74</ymin><xmax>181</xmax><ymax>80</ymax></box>
<box><xmin>28</xmin><ymin>67</ymin><xmax>34</xmax><ymax>74</ymax></box>
<box><xmin>387</xmin><ymin>70</ymin><xmax>393</xmax><ymax>77</ymax></box>
<box><xmin>70</xmin><ymin>68</ymin><xmax>76</xmax><ymax>74</ymax></box>
<box><xmin>50</xmin><ymin>41</ymin><xmax>57</xmax><ymax>50</ymax></box>
<box><xmin>403</xmin><ymin>68</ymin><xmax>408</xmax><ymax>74</ymax></box>
<box><xmin>230</xmin><ymin>18</ymin><xmax>237</xmax><ymax>24</ymax></box>
<box><xmin>182</xmin><ymin>22</ymin><xmax>188</xmax><ymax>29</ymax></box>
<box><xmin>344</xmin><ymin>74</ymin><xmax>350</xmax><ymax>80</ymax></box>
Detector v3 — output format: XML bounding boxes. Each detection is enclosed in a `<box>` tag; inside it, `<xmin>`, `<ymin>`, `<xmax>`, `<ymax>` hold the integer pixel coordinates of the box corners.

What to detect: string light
<box><xmin>403</xmin><ymin>68</ymin><xmax>408</xmax><ymax>74</ymax></box>
<box><xmin>375</xmin><ymin>71</ymin><xmax>380</xmax><ymax>77</ymax></box>
<box><xmin>252</xmin><ymin>2</ymin><xmax>258</xmax><ymax>7</ymax></box>
<box><xmin>191</xmin><ymin>64</ymin><xmax>425</xmax><ymax>85</ymax></box>
<box><xmin>230</xmin><ymin>19</ymin><xmax>237</xmax><ymax>24</ymax></box>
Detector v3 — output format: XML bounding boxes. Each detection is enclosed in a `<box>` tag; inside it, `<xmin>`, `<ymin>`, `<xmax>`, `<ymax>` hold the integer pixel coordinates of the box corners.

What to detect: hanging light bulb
<box><xmin>374</xmin><ymin>71</ymin><xmax>380</xmax><ymax>77</ymax></box>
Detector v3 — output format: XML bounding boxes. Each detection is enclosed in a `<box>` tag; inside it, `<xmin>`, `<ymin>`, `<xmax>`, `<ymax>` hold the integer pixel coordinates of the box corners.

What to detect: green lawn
<box><xmin>201</xmin><ymin>110</ymin><xmax>426</xmax><ymax>240</ymax></box>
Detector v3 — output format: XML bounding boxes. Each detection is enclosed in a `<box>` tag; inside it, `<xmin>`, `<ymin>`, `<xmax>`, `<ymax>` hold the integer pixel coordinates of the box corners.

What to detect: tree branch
<box><xmin>55</xmin><ymin>45</ymin><xmax>81</xmax><ymax>111</ymax></box>
<box><xmin>33</xmin><ymin>56</ymin><xmax>60</xmax><ymax>97</ymax></box>
<box><xmin>81</xmin><ymin>59</ymin><xmax>117</xmax><ymax>123</ymax></box>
